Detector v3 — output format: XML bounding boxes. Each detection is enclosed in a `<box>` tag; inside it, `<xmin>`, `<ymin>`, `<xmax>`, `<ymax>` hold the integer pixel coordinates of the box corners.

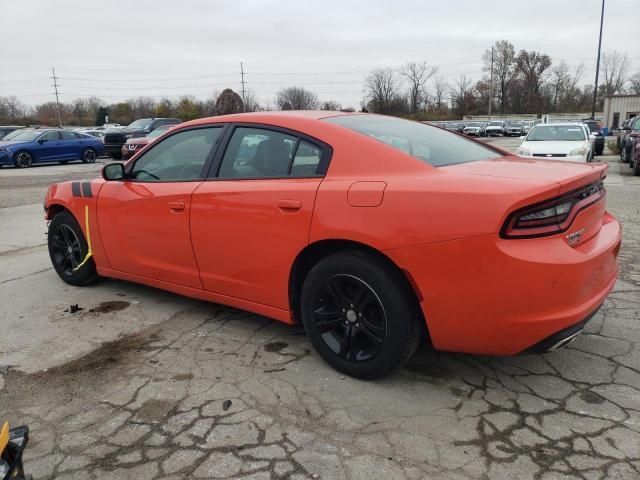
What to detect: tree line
<box><xmin>1</xmin><ymin>40</ymin><xmax>638</xmax><ymax>126</ymax></box>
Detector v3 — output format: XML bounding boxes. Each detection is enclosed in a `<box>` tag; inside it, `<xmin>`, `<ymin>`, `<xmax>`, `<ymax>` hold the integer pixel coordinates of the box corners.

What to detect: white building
<box><xmin>603</xmin><ymin>94</ymin><xmax>640</xmax><ymax>131</ymax></box>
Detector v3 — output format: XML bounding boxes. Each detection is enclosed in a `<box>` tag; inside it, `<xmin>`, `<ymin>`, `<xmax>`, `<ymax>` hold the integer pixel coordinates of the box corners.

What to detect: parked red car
<box><xmin>120</xmin><ymin>124</ymin><xmax>175</xmax><ymax>160</ymax></box>
<box><xmin>44</xmin><ymin>112</ymin><xmax>621</xmax><ymax>379</ymax></box>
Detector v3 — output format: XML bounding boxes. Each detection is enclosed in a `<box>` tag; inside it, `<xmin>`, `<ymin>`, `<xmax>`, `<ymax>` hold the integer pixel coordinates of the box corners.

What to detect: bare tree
<box><xmin>432</xmin><ymin>75</ymin><xmax>448</xmax><ymax>116</ymax></box>
<box><xmin>3</xmin><ymin>96</ymin><xmax>25</xmax><ymax>123</ymax></box>
<box><xmin>601</xmin><ymin>50</ymin><xmax>629</xmax><ymax>95</ymax></box>
<box><xmin>400</xmin><ymin>61</ymin><xmax>437</xmax><ymax>115</ymax></box>
<box><xmin>515</xmin><ymin>50</ymin><xmax>552</xmax><ymax>113</ymax></box>
<box><xmin>548</xmin><ymin>61</ymin><xmax>571</xmax><ymax>110</ymax></box>
<box><xmin>364</xmin><ymin>68</ymin><xmax>399</xmax><ymax>114</ymax></box>
<box><xmin>451</xmin><ymin>75</ymin><xmax>473</xmax><ymax>117</ymax></box>
<box><xmin>483</xmin><ymin>40</ymin><xmax>517</xmax><ymax>114</ymax></box>
<box><xmin>243</xmin><ymin>89</ymin><xmax>261</xmax><ymax>112</ymax></box>
<box><xmin>320</xmin><ymin>100</ymin><xmax>342</xmax><ymax>111</ymax></box>
<box><xmin>276</xmin><ymin>87</ymin><xmax>318</xmax><ymax>110</ymax></box>
<box><xmin>629</xmin><ymin>72</ymin><xmax>640</xmax><ymax>95</ymax></box>
<box><xmin>215</xmin><ymin>88</ymin><xmax>244</xmax><ymax>115</ymax></box>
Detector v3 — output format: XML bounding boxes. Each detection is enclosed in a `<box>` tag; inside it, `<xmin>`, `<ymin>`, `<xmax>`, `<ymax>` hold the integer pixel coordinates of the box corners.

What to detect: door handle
<box><xmin>168</xmin><ymin>201</ymin><xmax>185</xmax><ymax>212</ymax></box>
<box><xmin>277</xmin><ymin>199</ymin><xmax>302</xmax><ymax>211</ymax></box>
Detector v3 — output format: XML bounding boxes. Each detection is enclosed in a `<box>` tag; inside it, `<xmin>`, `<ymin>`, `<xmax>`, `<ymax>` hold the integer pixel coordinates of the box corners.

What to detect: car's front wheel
<box><xmin>81</xmin><ymin>148</ymin><xmax>97</xmax><ymax>163</ymax></box>
<box><xmin>48</xmin><ymin>211</ymin><xmax>98</xmax><ymax>286</ymax></box>
<box><xmin>14</xmin><ymin>151</ymin><xmax>32</xmax><ymax>168</ymax></box>
<box><xmin>300</xmin><ymin>250</ymin><xmax>421</xmax><ymax>379</ymax></box>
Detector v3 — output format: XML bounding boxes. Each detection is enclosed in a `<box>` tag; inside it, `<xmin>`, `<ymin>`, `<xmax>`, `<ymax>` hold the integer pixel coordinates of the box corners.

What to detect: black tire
<box><xmin>81</xmin><ymin>148</ymin><xmax>97</xmax><ymax>163</ymax></box>
<box><xmin>300</xmin><ymin>250</ymin><xmax>421</xmax><ymax>379</ymax></box>
<box><xmin>48</xmin><ymin>211</ymin><xmax>98</xmax><ymax>286</ymax></box>
<box><xmin>14</xmin><ymin>150</ymin><xmax>32</xmax><ymax>168</ymax></box>
<box><xmin>631</xmin><ymin>151</ymin><xmax>640</xmax><ymax>175</ymax></box>
<box><xmin>60</xmin><ymin>160</ymin><xmax>69</xmax><ymax>164</ymax></box>
<box><xmin>110</xmin><ymin>152</ymin><xmax>123</xmax><ymax>160</ymax></box>
<box><xmin>595</xmin><ymin>145</ymin><xmax>604</xmax><ymax>156</ymax></box>
<box><xmin>621</xmin><ymin>146</ymin><xmax>630</xmax><ymax>163</ymax></box>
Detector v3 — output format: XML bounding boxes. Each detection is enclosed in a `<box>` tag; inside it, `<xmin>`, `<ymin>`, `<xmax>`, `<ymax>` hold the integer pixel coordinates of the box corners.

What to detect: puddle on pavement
<box><xmin>264</xmin><ymin>341</ymin><xmax>288</xmax><ymax>353</ymax></box>
<box><xmin>89</xmin><ymin>300</ymin><xmax>130</xmax><ymax>314</ymax></box>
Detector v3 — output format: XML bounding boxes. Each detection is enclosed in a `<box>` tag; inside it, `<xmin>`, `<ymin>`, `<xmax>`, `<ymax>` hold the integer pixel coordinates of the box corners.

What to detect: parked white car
<box><xmin>517</xmin><ymin>123</ymin><xmax>594</xmax><ymax>162</ymax></box>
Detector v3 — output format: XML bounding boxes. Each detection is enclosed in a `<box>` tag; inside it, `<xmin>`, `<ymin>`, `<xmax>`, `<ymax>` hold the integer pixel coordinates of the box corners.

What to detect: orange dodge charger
<box><xmin>44</xmin><ymin>112</ymin><xmax>621</xmax><ymax>379</ymax></box>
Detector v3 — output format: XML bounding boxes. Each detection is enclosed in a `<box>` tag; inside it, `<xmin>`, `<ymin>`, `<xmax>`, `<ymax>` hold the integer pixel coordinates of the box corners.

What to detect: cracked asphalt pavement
<box><xmin>1</xmin><ymin>139</ymin><xmax>639</xmax><ymax>479</ymax></box>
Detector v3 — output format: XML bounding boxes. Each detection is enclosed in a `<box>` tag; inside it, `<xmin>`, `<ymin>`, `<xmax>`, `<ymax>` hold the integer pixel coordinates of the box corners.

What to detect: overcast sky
<box><xmin>1</xmin><ymin>0</ymin><xmax>639</xmax><ymax>108</ymax></box>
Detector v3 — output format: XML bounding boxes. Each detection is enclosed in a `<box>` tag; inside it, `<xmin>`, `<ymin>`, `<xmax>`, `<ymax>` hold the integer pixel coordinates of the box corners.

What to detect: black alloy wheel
<box><xmin>311</xmin><ymin>274</ymin><xmax>387</xmax><ymax>363</ymax></box>
<box><xmin>15</xmin><ymin>151</ymin><xmax>32</xmax><ymax>168</ymax></box>
<box><xmin>48</xmin><ymin>211</ymin><xmax>98</xmax><ymax>286</ymax></box>
<box><xmin>49</xmin><ymin>223</ymin><xmax>83</xmax><ymax>276</ymax></box>
<box><xmin>301</xmin><ymin>250</ymin><xmax>421</xmax><ymax>379</ymax></box>
<box><xmin>82</xmin><ymin>148</ymin><xmax>97</xmax><ymax>163</ymax></box>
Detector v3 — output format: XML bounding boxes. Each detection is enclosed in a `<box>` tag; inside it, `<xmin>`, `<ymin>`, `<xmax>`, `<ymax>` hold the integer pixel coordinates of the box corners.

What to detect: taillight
<box><xmin>501</xmin><ymin>181</ymin><xmax>605</xmax><ymax>238</ymax></box>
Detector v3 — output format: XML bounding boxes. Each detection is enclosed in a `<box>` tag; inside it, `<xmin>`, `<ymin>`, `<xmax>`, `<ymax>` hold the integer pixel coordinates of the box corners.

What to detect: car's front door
<box><xmin>33</xmin><ymin>131</ymin><xmax>62</xmax><ymax>161</ymax></box>
<box><xmin>190</xmin><ymin>125</ymin><xmax>330</xmax><ymax>310</ymax></box>
<box><xmin>97</xmin><ymin>126</ymin><xmax>223</xmax><ymax>288</ymax></box>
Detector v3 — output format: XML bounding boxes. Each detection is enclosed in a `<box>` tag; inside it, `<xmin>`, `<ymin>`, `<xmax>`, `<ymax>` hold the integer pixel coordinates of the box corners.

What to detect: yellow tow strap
<box><xmin>0</xmin><ymin>421</ymin><xmax>9</xmax><ymax>454</ymax></box>
<box><xmin>73</xmin><ymin>205</ymin><xmax>93</xmax><ymax>272</ymax></box>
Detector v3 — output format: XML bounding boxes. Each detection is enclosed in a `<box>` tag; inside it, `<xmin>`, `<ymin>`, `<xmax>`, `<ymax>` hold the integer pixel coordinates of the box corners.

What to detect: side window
<box><xmin>130</xmin><ymin>127</ymin><xmax>221</xmax><ymax>182</ymax></box>
<box><xmin>41</xmin><ymin>131</ymin><xmax>60</xmax><ymax>141</ymax></box>
<box><xmin>633</xmin><ymin>118</ymin><xmax>640</xmax><ymax>131</ymax></box>
<box><xmin>61</xmin><ymin>131</ymin><xmax>79</xmax><ymax>140</ymax></box>
<box><xmin>290</xmin><ymin>140</ymin><xmax>322</xmax><ymax>177</ymax></box>
<box><xmin>218</xmin><ymin>127</ymin><xmax>296</xmax><ymax>178</ymax></box>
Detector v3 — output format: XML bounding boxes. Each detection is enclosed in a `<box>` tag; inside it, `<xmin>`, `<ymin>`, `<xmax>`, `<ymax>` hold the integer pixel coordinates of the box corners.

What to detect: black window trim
<box><xmin>124</xmin><ymin>124</ymin><xmax>228</xmax><ymax>184</ymax></box>
<box><xmin>205</xmin><ymin>122</ymin><xmax>333</xmax><ymax>181</ymax></box>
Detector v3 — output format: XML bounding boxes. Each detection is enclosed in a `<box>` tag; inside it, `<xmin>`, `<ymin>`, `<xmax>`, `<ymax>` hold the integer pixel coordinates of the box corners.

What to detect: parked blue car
<box><xmin>0</xmin><ymin>129</ymin><xmax>105</xmax><ymax>168</ymax></box>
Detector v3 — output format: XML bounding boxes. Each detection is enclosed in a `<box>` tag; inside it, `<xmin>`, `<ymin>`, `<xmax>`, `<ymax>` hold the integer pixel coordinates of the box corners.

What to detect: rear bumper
<box><xmin>385</xmin><ymin>212</ymin><xmax>621</xmax><ymax>355</ymax></box>
<box><xmin>104</xmin><ymin>143</ymin><xmax>124</xmax><ymax>155</ymax></box>
<box><xmin>526</xmin><ymin>305</ymin><xmax>601</xmax><ymax>352</ymax></box>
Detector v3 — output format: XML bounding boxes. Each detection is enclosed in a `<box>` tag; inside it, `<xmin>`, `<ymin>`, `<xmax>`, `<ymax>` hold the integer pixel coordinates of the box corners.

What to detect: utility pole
<box><xmin>591</xmin><ymin>0</ymin><xmax>605</xmax><ymax>120</ymax></box>
<box><xmin>488</xmin><ymin>46</ymin><xmax>494</xmax><ymax>120</ymax></box>
<box><xmin>51</xmin><ymin>67</ymin><xmax>63</xmax><ymax>127</ymax></box>
<box><xmin>240</xmin><ymin>61</ymin><xmax>246</xmax><ymax>112</ymax></box>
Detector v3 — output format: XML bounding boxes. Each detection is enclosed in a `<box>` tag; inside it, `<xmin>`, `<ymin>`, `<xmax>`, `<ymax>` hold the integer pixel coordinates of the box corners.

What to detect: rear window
<box><xmin>527</xmin><ymin>125</ymin><xmax>586</xmax><ymax>141</ymax></box>
<box><xmin>325</xmin><ymin>115</ymin><xmax>501</xmax><ymax>167</ymax></box>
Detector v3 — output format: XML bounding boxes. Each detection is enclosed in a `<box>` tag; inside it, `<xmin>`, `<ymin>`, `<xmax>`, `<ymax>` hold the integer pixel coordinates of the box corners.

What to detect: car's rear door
<box><xmin>97</xmin><ymin>125</ymin><xmax>224</xmax><ymax>288</ymax></box>
<box><xmin>190</xmin><ymin>124</ymin><xmax>331</xmax><ymax>310</ymax></box>
<box><xmin>60</xmin><ymin>131</ymin><xmax>83</xmax><ymax>159</ymax></box>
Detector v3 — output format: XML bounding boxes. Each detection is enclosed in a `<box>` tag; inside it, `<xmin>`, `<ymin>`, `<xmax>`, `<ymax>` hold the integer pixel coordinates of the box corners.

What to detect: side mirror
<box><xmin>38</xmin><ymin>139</ymin><xmax>48</xmax><ymax>144</ymax></box>
<box><xmin>102</xmin><ymin>163</ymin><xmax>125</xmax><ymax>181</ymax></box>
<box><xmin>623</xmin><ymin>126</ymin><xmax>632</xmax><ymax>131</ymax></box>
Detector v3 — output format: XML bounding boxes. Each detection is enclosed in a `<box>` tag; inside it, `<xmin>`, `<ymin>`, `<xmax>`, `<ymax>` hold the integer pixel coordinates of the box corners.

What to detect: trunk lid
<box><xmin>443</xmin><ymin>155</ymin><xmax>606</xmax><ymax>194</ymax></box>
<box><xmin>443</xmin><ymin>156</ymin><xmax>608</xmax><ymax>246</ymax></box>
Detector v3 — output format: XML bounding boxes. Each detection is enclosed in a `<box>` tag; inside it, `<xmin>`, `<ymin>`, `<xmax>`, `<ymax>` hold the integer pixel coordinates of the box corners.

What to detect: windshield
<box><xmin>325</xmin><ymin>115</ymin><xmax>501</xmax><ymax>167</ymax></box>
<box><xmin>128</xmin><ymin>119</ymin><xmax>153</xmax><ymax>129</ymax></box>
<box><xmin>3</xmin><ymin>130</ymin><xmax>42</xmax><ymax>142</ymax></box>
<box><xmin>466</xmin><ymin>123</ymin><xmax>481</xmax><ymax>127</ymax></box>
<box><xmin>488</xmin><ymin>122</ymin><xmax>503</xmax><ymax>126</ymax></box>
<box><xmin>526</xmin><ymin>125</ymin><xmax>586</xmax><ymax>142</ymax></box>
<box><xmin>147</xmin><ymin>126</ymin><xmax>170</xmax><ymax>138</ymax></box>
<box><xmin>506</xmin><ymin>121</ymin><xmax>521</xmax><ymax>126</ymax></box>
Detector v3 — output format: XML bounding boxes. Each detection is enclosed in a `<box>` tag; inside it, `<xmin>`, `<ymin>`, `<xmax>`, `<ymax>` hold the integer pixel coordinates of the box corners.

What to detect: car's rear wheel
<box><xmin>48</xmin><ymin>211</ymin><xmax>98</xmax><ymax>286</ymax></box>
<box><xmin>14</xmin><ymin>151</ymin><xmax>32</xmax><ymax>168</ymax></box>
<box><xmin>300</xmin><ymin>250</ymin><xmax>421</xmax><ymax>379</ymax></box>
<box><xmin>81</xmin><ymin>148</ymin><xmax>97</xmax><ymax>163</ymax></box>
<box><xmin>621</xmin><ymin>146</ymin><xmax>630</xmax><ymax>163</ymax></box>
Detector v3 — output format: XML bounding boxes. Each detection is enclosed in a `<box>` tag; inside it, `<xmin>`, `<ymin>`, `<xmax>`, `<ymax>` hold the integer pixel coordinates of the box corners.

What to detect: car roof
<box><xmin>531</xmin><ymin>123</ymin><xmax>584</xmax><ymax>127</ymax></box>
<box><xmin>180</xmin><ymin>110</ymin><xmax>356</xmax><ymax>129</ymax></box>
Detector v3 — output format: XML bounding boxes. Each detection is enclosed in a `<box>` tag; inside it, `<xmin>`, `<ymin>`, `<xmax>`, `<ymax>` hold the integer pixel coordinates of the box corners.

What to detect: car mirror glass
<box><xmin>102</xmin><ymin>163</ymin><xmax>125</xmax><ymax>181</ymax></box>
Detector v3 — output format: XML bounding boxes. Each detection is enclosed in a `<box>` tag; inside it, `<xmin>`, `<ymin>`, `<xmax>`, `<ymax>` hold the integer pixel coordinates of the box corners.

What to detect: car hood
<box><xmin>0</xmin><ymin>140</ymin><xmax>31</xmax><ymax>148</ymax></box>
<box><xmin>520</xmin><ymin>140</ymin><xmax>588</xmax><ymax>154</ymax></box>
<box><xmin>442</xmin><ymin>156</ymin><xmax>606</xmax><ymax>194</ymax></box>
<box><xmin>126</xmin><ymin>137</ymin><xmax>152</xmax><ymax>145</ymax></box>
